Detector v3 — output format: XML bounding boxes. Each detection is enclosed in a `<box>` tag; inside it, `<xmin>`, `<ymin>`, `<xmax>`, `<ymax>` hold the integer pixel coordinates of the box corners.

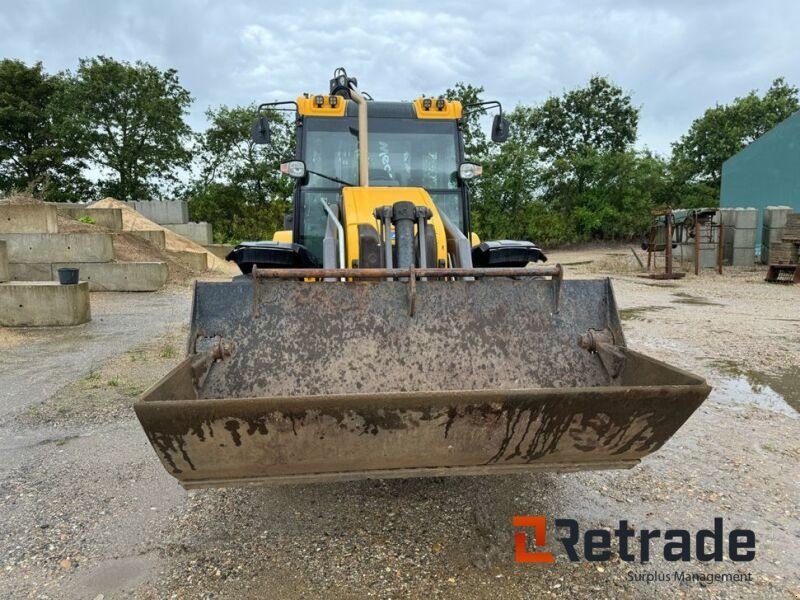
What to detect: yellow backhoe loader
<box><xmin>134</xmin><ymin>68</ymin><xmax>710</xmax><ymax>488</ymax></box>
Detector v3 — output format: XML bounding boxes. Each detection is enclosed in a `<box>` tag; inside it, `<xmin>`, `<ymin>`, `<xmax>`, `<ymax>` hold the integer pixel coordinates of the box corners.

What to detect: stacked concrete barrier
<box><xmin>2</xmin><ymin>232</ymin><xmax>114</xmax><ymax>283</ymax></box>
<box><xmin>0</xmin><ymin>240</ymin><xmax>8</xmax><ymax>282</ymax></box>
<box><xmin>120</xmin><ymin>200</ymin><xmax>214</xmax><ymax>245</ymax></box>
<box><xmin>167</xmin><ymin>222</ymin><xmax>213</xmax><ymax>245</ymax></box>
<box><xmin>121</xmin><ymin>200</ymin><xmax>189</xmax><ymax>224</ymax></box>
<box><xmin>682</xmin><ymin>211</ymin><xmax>720</xmax><ymax>269</ymax></box>
<box><xmin>0</xmin><ymin>202</ymin><xmax>168</xmax><ymax>292</ymax></box>
<box><xmin>172</xmin><ymin>250</ymin><xmax>208</xmax><ymax>271</ymax></box>
<box><xmin>0</xmin><ymin>203</ymin><xmax>58</xmax><ymax>234</ymax></box>
<box><xmin>762</xmin><ymin>206</ymin><xmax>794</xmax><ymax>264</ymax></box>
<box><xmin>0</xmin><ymin>281</ymin><xmax>91</xmax><ymax>326</ymax></box>
<box><xmin>49</xmin><ymin>262</ymin><xmax>168</xmax><ymax>292</ymax></box>
<box><xmin>0</xmin><ymin>203</ymin><xmax>92</xmax><ymax>326</ymax></box>
<box><xmin>54</xmin><ymin>204</ymin><xmax>123</xmax><ymax>230</ymax></box>
<box><xmin>130</xmin><ymin>229</ymin><xmax>167</xmax><ymax>249</ymax></box>
<box><xmin>720</xmin><ymin>208</ymin><xmax>757</xmax><ymax>266</ymax></box>
<box><xmin>732</xmin><ymin>208</ymin><xmax>757</xmax><ymax>266</ymax></box>
<box><xmin>2</xmin><ymin>232</ymin><xmax>114</xmax><ymax>264</ymax></box>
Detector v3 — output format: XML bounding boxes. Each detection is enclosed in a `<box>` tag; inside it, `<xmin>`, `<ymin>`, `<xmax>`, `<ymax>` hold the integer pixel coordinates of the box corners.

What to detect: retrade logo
<box><xmin>513</xmin><ymin>517</ymin><xmax>756</xmax><ymax>564</ymax></box>
<box><xmin>512</xmin><ymin>516</ymin><xmax>554</xmax><ymax>563</ymax></box>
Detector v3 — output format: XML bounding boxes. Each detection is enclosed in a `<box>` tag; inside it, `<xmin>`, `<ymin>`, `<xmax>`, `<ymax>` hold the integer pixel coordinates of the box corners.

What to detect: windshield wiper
<box><xmin>307</xmin><ymin>169</ymin><xmax>355</xmax><ymax>187</ymax></box>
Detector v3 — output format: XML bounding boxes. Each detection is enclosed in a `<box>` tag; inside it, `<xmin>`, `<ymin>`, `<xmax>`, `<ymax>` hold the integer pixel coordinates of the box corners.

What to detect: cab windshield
<box><xmin>298</xmin><ymin>117</ymin><xmax>462</xmax><ymax>262</ymax></box>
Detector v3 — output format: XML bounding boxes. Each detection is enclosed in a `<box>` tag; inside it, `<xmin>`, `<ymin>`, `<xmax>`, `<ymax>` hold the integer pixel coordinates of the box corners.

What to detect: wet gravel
<box><xmin>0</xmin><ymin>255</ymin><xmax>798</xmax><ymax>599</ymax></box>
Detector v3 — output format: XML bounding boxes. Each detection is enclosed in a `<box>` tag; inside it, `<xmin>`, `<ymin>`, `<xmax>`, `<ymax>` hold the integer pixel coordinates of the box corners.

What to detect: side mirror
<box><xmin>491</xmin><ymin>114</ymin><xmax>510</xmax><ymax>143</ymax></box>
<box><xmin>280</xmin><ymin>160</ymin><xmax>306</xmax><ymax>179</ymax></box>
<box><xmin>251</xmin><ymin>117</ymin><xmax>271</xmax><ymax>145</ymax></box>
<box><xmin>458</xmin><ymin>162</ymin><xmax>483</xmax><ymax>180</ymax></box>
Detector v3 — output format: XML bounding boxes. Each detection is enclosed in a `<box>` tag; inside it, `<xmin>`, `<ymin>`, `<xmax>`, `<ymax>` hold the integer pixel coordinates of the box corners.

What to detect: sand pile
<box><xmin>111</xmin><ymin>232</ymin><xmax>194</xmax><ymax>283</ymax></box>
<box><xmin>92</xmin><ymin>198</ymin><xmax>237</xmax><ymax>274</ymax></box>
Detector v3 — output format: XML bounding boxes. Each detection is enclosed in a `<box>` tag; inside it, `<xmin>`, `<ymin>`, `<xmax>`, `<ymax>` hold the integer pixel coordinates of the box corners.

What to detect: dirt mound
<box><xmin>92</xmin><ymin>198</ymin><xmax>237</xmax><ymax>274</ymax></box>
<box><xmin>112</xmin><ymin>233</ymin><xmax>194</xmax><ymax>284</ymax></box>
<box><xmin>56</xmin><ymin>213</ymin><xmax>103</xmax><ymax>233</ymax></box>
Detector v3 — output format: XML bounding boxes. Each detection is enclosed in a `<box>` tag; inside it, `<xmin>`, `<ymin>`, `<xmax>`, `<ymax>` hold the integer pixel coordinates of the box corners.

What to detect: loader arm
<box><xmin>134</xmin><ymin>68</ymin><xmax>711</xmax><ymax>487</ymax></box>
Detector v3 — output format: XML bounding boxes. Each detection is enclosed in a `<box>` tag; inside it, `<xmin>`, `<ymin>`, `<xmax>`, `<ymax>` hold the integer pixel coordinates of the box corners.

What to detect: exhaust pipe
<box><xmin>350</xmin><ymin>86</ymin><xmax>369</xmax><ymax>187</ymax></box>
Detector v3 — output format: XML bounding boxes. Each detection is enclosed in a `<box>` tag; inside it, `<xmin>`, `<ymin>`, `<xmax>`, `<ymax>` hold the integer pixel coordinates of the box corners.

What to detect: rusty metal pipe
<box><xmin>253</xmin><ymin>265</ymin><xmax>563</xmax><ymax>280</ymax></box>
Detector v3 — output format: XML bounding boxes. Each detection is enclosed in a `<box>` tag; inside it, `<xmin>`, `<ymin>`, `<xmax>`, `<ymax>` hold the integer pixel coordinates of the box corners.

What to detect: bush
<box><xmin>188</xmin><ymin>183</ymin><xmax>290</xmax><ymax>244</ymax></box>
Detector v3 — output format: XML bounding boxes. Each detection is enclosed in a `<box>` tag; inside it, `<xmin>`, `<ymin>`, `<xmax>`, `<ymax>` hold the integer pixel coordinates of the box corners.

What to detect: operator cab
<box><xmin>295</xmin><ymin>100</ymin><xmax>466</xmax><ymax>263</ymax></box>
<box><xmin>229</xmin><ymin>68</ymin><xmax>544</xmax><ymax>273</ymax></box>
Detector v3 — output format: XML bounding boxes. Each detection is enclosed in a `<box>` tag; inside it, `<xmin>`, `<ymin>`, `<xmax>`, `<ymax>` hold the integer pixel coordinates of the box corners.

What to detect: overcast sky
<box><xmin>2</xmin><ymin>0</ymin><xmax>798</xmax><ymax>155</ymax></box>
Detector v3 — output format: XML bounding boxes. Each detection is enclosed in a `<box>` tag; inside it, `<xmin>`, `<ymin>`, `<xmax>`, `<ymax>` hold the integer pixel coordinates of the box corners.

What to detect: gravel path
<box><xmin>0</xmin><ymin>255</ymin><xmax>797</xmax><ymax>599</ymax></box>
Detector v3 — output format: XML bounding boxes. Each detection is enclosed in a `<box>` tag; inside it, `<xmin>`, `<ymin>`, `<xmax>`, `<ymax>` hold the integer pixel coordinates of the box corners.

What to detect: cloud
<box><xmin>1</xmin><ymin>0</ymin><xmax>798</xmax><ymax>154</ymax></box>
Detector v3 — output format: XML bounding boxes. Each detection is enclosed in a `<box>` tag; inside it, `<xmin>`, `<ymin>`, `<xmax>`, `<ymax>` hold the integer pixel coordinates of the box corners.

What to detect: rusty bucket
<box><xmin>134</xmin><ymin>268</ymin><xmax>710</xmax><ymax>488</ymax></box>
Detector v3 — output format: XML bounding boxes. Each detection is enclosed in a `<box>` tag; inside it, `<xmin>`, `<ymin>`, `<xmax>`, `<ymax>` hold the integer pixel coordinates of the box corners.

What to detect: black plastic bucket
<box><xmin>57</xmin><ymin>267</ymin><xmax>80</xmax><ymax>285</ymax></box>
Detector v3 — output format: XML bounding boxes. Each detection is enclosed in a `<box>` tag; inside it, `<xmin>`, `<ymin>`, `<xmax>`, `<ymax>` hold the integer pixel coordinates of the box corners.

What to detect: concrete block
<box><xmin>166</xmin><ymin>222</ymin><xmax>213</xmax><ymax>245</ymax></box>
<box><xmin>124</xmin><ymin>200</ymin><xmax>188</xmax><ymax>225</ymax></box>
<box><xmin>683</xmin><ymin>243</ymin><xmax>719</xmax><ymax>269</ymax></box>
<box><xmin>732</xmin><ymin>247</ymin><xmax>755</xmax><ymax>266</ymax></box>
<box><xmin>0</xmin><ymin>233</ymin><xmax>114</xmax><ymax>264</ymax></box>
<box><xmin>763</xmin><ymin>206</ymin><xmax>793</xmax><ymax>229</ymax></box>
<box><xmin>128</xmin><ymin>229</ymin><xmax>166</xmax><ymax>249</ymax></box>
<box><xmin>170</xmin><ymin>250</ymin><xmax>207</xmax><ymax>271</ymax></box>
<box><xmin>0</xmin><ymin>281</ymin><xmax>90</xmax><ymax>326</ymax></box>
<box><xmin>0</xmin><ymin>241</ymin><xmax>7</xmax><ymax>282</ymax></box>
<box><xmin>733</xmin><ymin>208</ymin><xmax>758</xmax><ymax>229</ymax></box>
<box><xmin>732</xmin><ymin>228</ymin><xmax>756</xmax><ymax>249</ymax></box>
<box><xmin>8</xmin><ymin>263</ymin><xmax>53</xmax><ymax>281</ymax></box>
<box><xmin>0</xmin><ymin>203</ymin><xmax>58</xmax><ymax>233</ymax></box>
<box><xmin>203</xmin><ymin>244</ymin><xmax>234</xmax><ymax>260</ymax></box>
<box><xmin>51</xmin><ymin>262</ymin><xmax>168</xmax><ymax>292</ymax></box>
<box><xmin>719</xmin><ymin>209</ymin><xmax>736</xmax><ymax>227</ymax></box>
<box><xmin>55</xmin><ymin>205</ymin><xmax>123</xmax><ymax>230</ymax></box>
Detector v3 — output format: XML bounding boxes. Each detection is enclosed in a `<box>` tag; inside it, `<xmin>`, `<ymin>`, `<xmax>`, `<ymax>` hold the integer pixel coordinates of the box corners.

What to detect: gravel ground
<box><xmin>0</xmin><ymin>251</ymin><xmax>798</xmax><ymax>599</ymax></box>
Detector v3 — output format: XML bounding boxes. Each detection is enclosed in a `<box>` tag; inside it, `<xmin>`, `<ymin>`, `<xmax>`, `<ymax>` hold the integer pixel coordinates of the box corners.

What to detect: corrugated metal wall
<box><xmin>720</xmin><ymin>111</ymin><xmax>800</xmax><ymax>255</ymax></box>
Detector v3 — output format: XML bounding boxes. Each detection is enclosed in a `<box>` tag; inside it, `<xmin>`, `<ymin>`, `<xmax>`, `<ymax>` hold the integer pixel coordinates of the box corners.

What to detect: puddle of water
<box><xmin>670</xmin><ymin>292</ymin><xmax>723</xmax><ymax>306</ymax></box>
<box><xmin>65</xmin><ymin>554</ymin><xmax>157</xmax><ymax>598</ymax></box>
<box><xmin>619</xmin><ymin>305</ymin><xmax>674</xmax><ymax>321</ymax></box>
<box><xmin>630</xmin><ymin>280</ymin><xmax>679</xmax><ymax>288</ymax></box>
<box><xmin>710</xmin><ymin>360</ymin><xmax>799</xmax><ymax>415</ymax></box>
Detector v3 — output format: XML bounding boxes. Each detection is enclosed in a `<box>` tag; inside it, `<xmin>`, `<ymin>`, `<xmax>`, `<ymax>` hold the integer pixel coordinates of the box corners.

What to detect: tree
<box><xmin>528</xmin><ymin>78</ymin><xmax>639</xmax><ymax>210</ymax></box>
<box><xmin>188</xmin><ymin>105</ymin><xmax>295</xmax><ymax>242</ymax></box>
<box><xmin>671</xmin><ymin>78</ymin><xmax>799</xmax><ymax>197</ymax></box>
<box><xmin>469</xmin><ymin>106</ymin><xmax>542</xmax><ymax>240</ymax></box>
<box><xmin>533</xmin><ymin>76</ymin><xmax>639</xmax><ymax>162</ymax></box>
<box><xmin>195</xmin><ymin>104</ymin><xmax>293</xmax><ymax>203</ymax></box>
<box><xmin>59</xmin><ymin>56</ymin><xmax>193</xmax><ymax>200</ymax></box>
<box><xmin>443</xmin><ymin>82</ymin><xmax>489</xmax><ymax>158</ymax></box>
<box><xmin>188</xmin><ymin>183</ymin><xmax>290</xmax><ymax>243</ymax></box>
<box><xmin>0</xmin><ymin>59</ymin><xmax>89</xmax><ymax>199</ymax></box>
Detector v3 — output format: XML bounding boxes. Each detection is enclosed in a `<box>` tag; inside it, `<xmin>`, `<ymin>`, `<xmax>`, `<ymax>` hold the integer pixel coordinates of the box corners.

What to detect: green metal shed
<box><xmin>720</xmin><ymin>110</ymin><xmax>800</xmax><ymax>255</ymax></box>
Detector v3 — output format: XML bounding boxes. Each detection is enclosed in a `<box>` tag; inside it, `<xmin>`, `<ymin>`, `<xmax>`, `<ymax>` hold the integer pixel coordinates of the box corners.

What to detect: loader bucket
<box><xmin>134</xmin><ymin>267</ymin><xmax>710</xmax><ymax>488</ymax></box>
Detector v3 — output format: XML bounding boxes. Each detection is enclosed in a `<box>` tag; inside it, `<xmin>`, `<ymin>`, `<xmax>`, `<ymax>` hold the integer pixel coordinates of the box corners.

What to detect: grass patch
<box><xmin>159</xmin><ymin>344</ymin><xmax>178</xmax><ymax>359</ymax></box>
<box><xmin>78</xmin><ymin>215</ymin><xmax>96</xmax><ymax>225</ymax></box>
<box><xmin>619</xmin><ymin>305</ymin><xmax>674</xmax><ymax>321</ymax></box>
<box><xmin>14</xmin><ymin>326</ymin><xmax>188</xmax><ymax>426</ymax></box>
